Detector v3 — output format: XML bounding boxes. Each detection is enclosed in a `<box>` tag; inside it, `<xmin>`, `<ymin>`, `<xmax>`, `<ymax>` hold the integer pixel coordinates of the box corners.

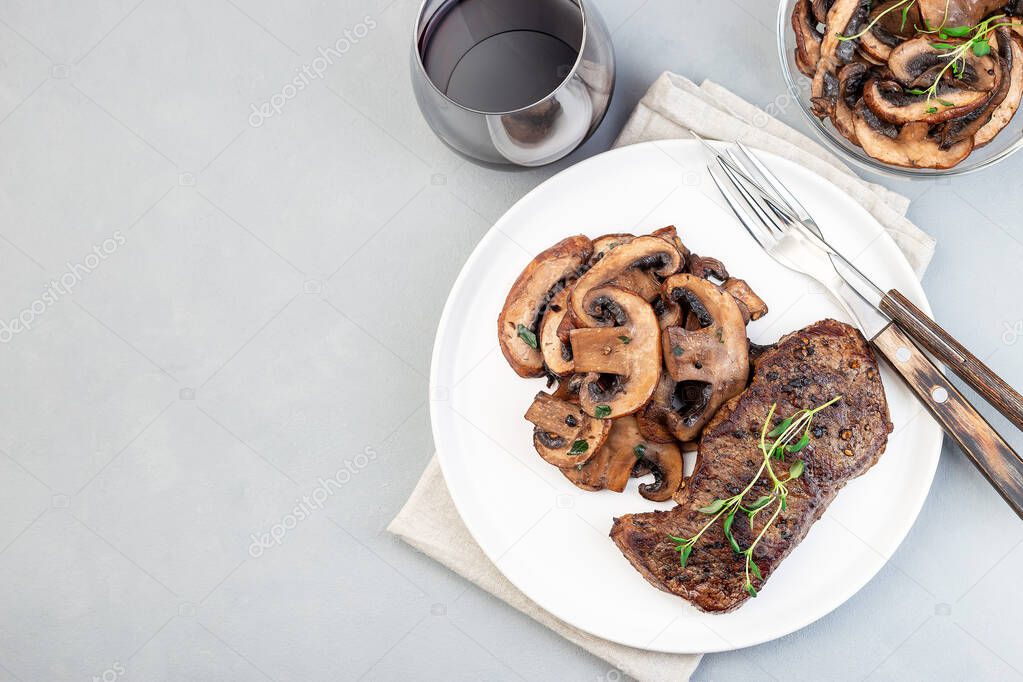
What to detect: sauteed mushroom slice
<box><xmin>686</xmin><ymin>253</ymin><xmax>729</xmax><ymax>282</ymax></box>
<box><xmin>651</xmin><ymin>225</ymin><xmax>690</xmax><ymax>260</ymax></box>
<box><xmin>659</xmin><ymin>274</ymin><xmax>750</xmax><ymax>441</ymax></box>
<box><xmin>793</xmin><ymin>0</ymin><xmax>823</xmax><ymax>77</ymax></box>
<box><xmin>569</xmin><ymin>235</ymin><xmax>682</xmax><ymax>326</ymax></box>
<box><xmin>524</xmin><ymin>392</ymin><xmax>611</xmax><ymax>469</ymax></box>
<box><xmin>834</xmin><ymin>62</ymin><xmax>870</xmax><ymax>144</ymax></box>
<box><xmin>917</xmin><ymin>0</ymin><xmax>1004</xmax><ymax>28</ymax></box>
<box><xmin>811</xmin><ymin>0</ymin><xmax>872</xmax><ymax>116</ymax></box>
<box><xmin>939</xmin><ymin>27</ymin><xmax>1014</xmax><ymax>148</ymax></box>
<box><xmin>539</xmin><ymin>287</ymin><xmax>575</xmax><ymax>377</ymax></box>
<box><xmin>561</xmin><ymin>417</ymin><xmax>639</xmax><ymax>493</ymax></box>
<box><xmin>853</xmin><ymin>102</ymin><xmax>974</xmax><ymax>167</ymax></box>
<box><xmin>637</xmin><ymin>373</ymin><xmax>680</xmax><ymax>444</ymax></box>
<box><xmin>977</xmin><ymin>33</ymin><xmax>1023</xmax><ymax>146</ymax></box>
<box><xmin>722</xmin><ymin>278</ymin><xmax>769</xmax><ymax>323</ymax></box>
<box><xmin>589</xmin><ymin>233</ymin><xmax>635</xmax><ymax>265</ymax></box>
<box><xmin>570</xmin><ymin>286</ymin><xmax>661</xmax><ymax>419</ymax></box>
<box><xmin>636</xmin><ymin>440</ymin><xmax>684</xmax><ymax>502</ymax></box>
<box><xmin>863</xmin><ymin>77</ymin><xmax>990</xmax><ymax>124</ymax></box>
<box><xmin>888</xmin><ymin>37</ymin><xmax>997</xmax><ymax>91</ymax></box>
<box><xmin>497</xmin><ymin>235</ymin><xmax>592</xmax><ymax>378</ymax></box>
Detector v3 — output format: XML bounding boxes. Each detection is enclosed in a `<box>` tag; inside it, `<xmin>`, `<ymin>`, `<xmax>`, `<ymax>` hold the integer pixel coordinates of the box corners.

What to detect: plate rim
<box><xmin>428</xmin><ymin>139</ymin><xmax>942</xmax><ymax>653</ymax></box>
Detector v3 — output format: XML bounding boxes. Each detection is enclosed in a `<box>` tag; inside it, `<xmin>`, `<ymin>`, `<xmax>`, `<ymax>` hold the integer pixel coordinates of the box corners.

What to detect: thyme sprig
<box><xmin>668</xmin><ymin>396</ymin><xmax>842</xmax><ymax>598</ymax></box>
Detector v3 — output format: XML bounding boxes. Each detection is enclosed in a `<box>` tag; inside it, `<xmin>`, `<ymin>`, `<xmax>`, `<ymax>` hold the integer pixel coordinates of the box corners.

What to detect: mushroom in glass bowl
<box><xmin>779</xmin><ymin>0</ymin><xmax>1023</xmax><ymax>176</ymax></box>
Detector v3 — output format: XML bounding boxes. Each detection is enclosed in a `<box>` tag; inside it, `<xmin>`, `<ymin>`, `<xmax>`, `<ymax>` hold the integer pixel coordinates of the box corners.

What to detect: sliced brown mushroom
<box><xmin>539</xmin><ymin>288</ymin><xmax>574</xmax><ymax>376</ymax></box>
<box><xmin>524</xmin><ymin>392</ymin><xmax>611</xmax><ymax>468</ymax></box>
<box><xmin>651</xmin><ymin>225</ymin><xmax>690</xmax><ymax>260</ymax></box>
<box><xmin>811</xmin><ymin>0</ymin><xmax>872</xmax><ymax>117</ymax></box>
<box><xmin>686</xmin><ymin>253</ymin><xmax>729</xmax><ymax>282</ymax></box>
<box><xmin>561</xmin><ymin>415</ymin><xmax>642</xmax><ymax>492</ymax></box>
<box><xmin>858</xmin><ymin>0</ymin><xmax>921</xmax><ymax>64</ymax></box>
<box><xmin>793</xmin><ymin>0</ymin><xmax>823</xmax><ymax>77</ymax></box>
<box><xmin>569</xmin><ymin>286</ymin><xmax>661</xmax><ymax>419</ymax></box>
<box><xmin>812</xmin><ymin>0</ymin><xmax>834</xmax><ymax>25</ymax></box>
<box><xmin>637</xmin><ymin>373</ymin><xmax>719</xmax><ymax>446</ymax></box>
<box><xmin>977</xmin><ymin>33</ymin><xmax>1023</xmax><ymax>146</ymax></box>
<box><xmin>863</xmin><ymin>77</ymin><xmax>990</xmax><ymax>125</ymax></box>
<box><xmin>722</xmin><ymin>278</ymin><xmax>769</xmax><ymax>323</ymax></box>
<box><xmin>853</xmin><ymin>102</ymin><xmax>974</xmax><ymax>168</ymax></box>
<box><xmin>569</xmin><ymin>235</ymin><xmax>682</xmax><ymax>326</ymax></box>
<box><xmin>834</xmin><ymin>62</ymin><xmax>870</xmax><ymax>144</ymax></box>
<box><xmin>888</xmin><ymin>37</ymin><xmax>997</xmax><ymax>91</ymax></box>
<box><xmin>938</xmin><ymin>27</ymin><xmax>1014</xmax><ymax>149</ymax></box>
<box><xmin>561</xmin><ymin>414</ymin><xmax>682</xmax><ymax>500</ymax></box>
<box><xmin>589</xmin><ymin>233</ymin><xmax>634</xmax><ymax>265</ymax></box>
<box><xmin>634</xmin><ymin>444</ymin><xmax>684</xmax><ymax>502</ymax></box>
<box><xmin>497</xmin><ymin>235</ymin><xmax>592</xmax><ymax>378</ymax></box>
<box><xmin>917</xmin><ymin>0</ymin><xmax>1004</xmax><ymax>28</ymax></box>
<box><xmin>659</xmin><ymin>274</ymin><xmax>750</xmax><ymax>441</ymax></box>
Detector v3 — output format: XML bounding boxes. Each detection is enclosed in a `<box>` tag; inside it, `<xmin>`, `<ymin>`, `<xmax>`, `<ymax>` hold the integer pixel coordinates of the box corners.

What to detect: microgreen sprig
<box><xmin>668</xmin><ymin>396</ymin><xmax>842</xmax><ymax>598</ymax></box>
<box><xmin>837</xmin><ymin>0</ymin><xmax>917</xmax><ymax>42</ymax></box>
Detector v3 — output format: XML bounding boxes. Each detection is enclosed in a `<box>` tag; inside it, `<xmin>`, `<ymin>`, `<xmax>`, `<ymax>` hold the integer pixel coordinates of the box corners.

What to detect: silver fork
<box><xmin>699</xmin><ymin>136</ymin><xmax>1023</xmax><ymax>520</ymax></box>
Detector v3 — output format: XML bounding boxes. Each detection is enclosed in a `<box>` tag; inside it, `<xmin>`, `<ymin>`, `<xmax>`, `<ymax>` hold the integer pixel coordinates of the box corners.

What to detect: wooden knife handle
<box><xmin>880</xmin><ymin>289</ymin><xmax>1023</xmax><ymax>432</ymax></box>
<box><xmin>873</xmin><ymin>323</ymin><xmax>1023</xmax><ymax>520</ymax></box>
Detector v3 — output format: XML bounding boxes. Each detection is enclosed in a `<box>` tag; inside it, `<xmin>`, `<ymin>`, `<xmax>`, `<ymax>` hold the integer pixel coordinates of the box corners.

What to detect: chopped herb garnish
<box><xmin>568</xmin><ymin>439</ymin><xmax>589</xmax><ymax>455</ymax></box>
<box><xmin>618</xmin><ymin>335</ymin><xmax>632</xmax><ymax>345</ymax></box>
<box><xmin>594</xmin><ymin>404</ymin><xmax>612</xmax><ymax>419</ymax></box>
<box><xmin>633</xmin><ymin>443</ymin><xmax>647</xmax><ymax>459</ymax></box>
<box><xmin>516</xmin><ymin>323</ymin><xmax>538</xmax><ymax>349</ymax></box>
<box><xmin>672</xmin><ymin>346</ymin><xmax>684</xmax><ymax>357</ymax></box>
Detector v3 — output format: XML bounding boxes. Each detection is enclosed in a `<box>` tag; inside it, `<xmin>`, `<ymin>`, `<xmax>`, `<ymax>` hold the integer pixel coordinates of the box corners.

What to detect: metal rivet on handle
<box><xmin>932</xmin><ymin>387</ymin><xmax>950</xmax><ymax>404</ymax></box>
<box><xmin>896</xmin><ymin>347</ymin><xmax>912</xmax><ymax>363</ymax></box>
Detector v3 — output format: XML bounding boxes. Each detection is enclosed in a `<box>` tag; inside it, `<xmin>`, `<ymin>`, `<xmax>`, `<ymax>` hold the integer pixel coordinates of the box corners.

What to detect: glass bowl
<box><xmin>776</xmin><ymin>0</ymin><xmax>1023</xmax><ymax>178</ymax></box>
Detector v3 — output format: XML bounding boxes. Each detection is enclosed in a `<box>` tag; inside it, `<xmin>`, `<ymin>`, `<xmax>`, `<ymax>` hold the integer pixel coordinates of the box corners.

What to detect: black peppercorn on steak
<box><xmin>610</xmin><ymin>319</ymin><xmax>893</xmax><ymax>612</ymax></box>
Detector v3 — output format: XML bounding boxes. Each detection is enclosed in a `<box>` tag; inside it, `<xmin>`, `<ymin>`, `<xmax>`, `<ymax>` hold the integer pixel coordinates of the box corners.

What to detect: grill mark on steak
<box><xmin>610</xmin><ymin>319</ymin><xmax>893</xmax><ymax>612</ymax></box>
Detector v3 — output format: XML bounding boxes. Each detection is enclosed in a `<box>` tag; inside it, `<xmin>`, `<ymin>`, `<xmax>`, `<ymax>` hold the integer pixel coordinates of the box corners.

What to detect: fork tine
<box><xmin>717</xmin><ymin>158</ymin><xmax>793</xmax><ymax>240</ymax></box>
<box><xmin>734</xmin><ymin>141</ymin><xmax>811</xmax><ymax>223</ymax></box>
<box><xmin>709</xmin><ymin>166</ymin><xmax>775</xmax><ymax>252</ymax></box>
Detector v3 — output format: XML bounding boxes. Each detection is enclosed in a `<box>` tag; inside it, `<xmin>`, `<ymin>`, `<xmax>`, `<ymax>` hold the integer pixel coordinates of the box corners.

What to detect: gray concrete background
<box><xmin>0</xmin><ymin>0</ymin><xmax>1021</xmax><ymax>680</ymax></box>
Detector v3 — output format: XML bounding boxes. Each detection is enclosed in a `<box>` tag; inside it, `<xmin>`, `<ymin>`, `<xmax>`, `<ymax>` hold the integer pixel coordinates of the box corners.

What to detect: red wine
<box><xmin>419</xmin><ymin>0</ymin><xmax>583</xmax><ymax>113</ymax></box>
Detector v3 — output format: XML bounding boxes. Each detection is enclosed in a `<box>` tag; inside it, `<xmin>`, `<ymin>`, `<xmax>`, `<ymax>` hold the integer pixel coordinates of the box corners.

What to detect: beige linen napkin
<box><xmin>389</xmin><ymin>72</ymin><xmax>934</xmax><ymax>682</ymax></box>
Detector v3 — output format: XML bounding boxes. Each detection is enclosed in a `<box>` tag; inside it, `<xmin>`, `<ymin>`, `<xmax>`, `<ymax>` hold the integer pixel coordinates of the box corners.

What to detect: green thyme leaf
<box><xmin>618</xmin><ymin>335</ymin><xmax>631</xmax><ymax>345</ymax></box>
<box><xmin>944</xmin><ymin>25</ymin><xmax>972</xmax><ymax>36</ymax></box>
<box><xmin>747</xmin><ymin>495</ymin><xmax>773</xmax><ymax>511</ymax></box>
<box><xmin>938</xmin><ymin>99</ymin><xmax>954</xmax><ymax>107</ymax></box>
<box><xmin>672</xmin><ymin>345</ymin><xmax>684</xmax><ymax>357</ymax></box>
<box><xmin>905</xmin><ymin>88</ymin><xmax>927</xmax><ymax>95</ymax></box>
<box><xmin>745</xmin><ymin>583</ymin><xmax>758</xmax><ymax>598</ymax></box>
<box><xmin>767</xmin><ymin>418</ymin><xmax>793</xmax><ymax>439</ymax></box>
<box><xmin>926</xmin><ymin>106</ymin><xmax>939</xmax><ymax>114</ymax></box>
<box><xmin>698</xmin><ymin>498</ymin><xmax>727</xmax><ymax>515</ymax></box>
<box><xmin>789</xmin><ymin>459</ymin><xmax>805</xmax><ymax>479</ymax></box>
<box><xmin>594</xmin><ymin>404</ymin><xmax>612</xmax><ymax>419</ymax></box>
<box><xmin>900</xmin><ymin>3</ymin><xmax>911</xmax><ymax>31</ymax></box>
<box><xmin>749</xmin><ymin>560</ymin><xmax>763</xmax><ymax>580</ymax></box>
<box><xmin>973</xmin><ymin>39</ymin><xmax>991</xmax><ymax>56</ymax></box>
<box><xmin>724</xmin><ymin>512</ymin><xmax>741</xmax><ymax>554</ymax></box>
<box><xmin>931</xmin><ymin>41</ymin><xmax>957</xmax><ymax>50</ymax></box>
<box><xmin>633</xmin><ymin>443</ymin><xmax>647</xmax><ymax>459</ymax></box>
<box><xmin>568</xmin><ymin>440</ymin><xmax>589</xmax><ymax>456</ymax></box>
<box><xmin>788</xmin><ymin>432</ymin><xmax>811</xmax><ymax>453</ymax></box>
<box><xmin>516</xmin><ymin>323</ymin><xmax>538</xmax><ymax>349</ymax></box>
<box><xmin>679</xmin><ymin>543</ymin><xmax>693</xmax><ymax>568</ymax></box>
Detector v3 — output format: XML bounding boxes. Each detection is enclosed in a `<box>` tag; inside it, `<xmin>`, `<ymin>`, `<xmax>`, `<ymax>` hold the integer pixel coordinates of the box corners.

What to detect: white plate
<box><xmin>429</xmin><ymin>140</ymin><xmax>942</xmax><ymax>653</ymax></box>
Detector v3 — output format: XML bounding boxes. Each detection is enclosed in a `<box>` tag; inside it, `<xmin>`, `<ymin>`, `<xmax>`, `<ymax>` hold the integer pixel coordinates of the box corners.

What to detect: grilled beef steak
<box><xmin>610</xmin><ymin>319</ymin><xmax>893</xmax><ymax>612</ymax></box>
